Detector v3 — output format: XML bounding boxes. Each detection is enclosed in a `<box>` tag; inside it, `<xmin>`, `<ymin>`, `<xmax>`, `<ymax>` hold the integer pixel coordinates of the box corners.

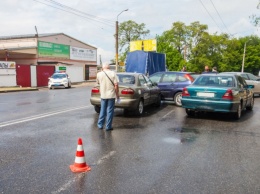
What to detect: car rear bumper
<box><xmin>90</xmin><ymin>97</ymin><xmax>139</xmax><ymax>110</ymax></box>
<box><xmin>181</xmin><ymin>98</ymin><xmax>239</xmax><ymax>112</ymax></box>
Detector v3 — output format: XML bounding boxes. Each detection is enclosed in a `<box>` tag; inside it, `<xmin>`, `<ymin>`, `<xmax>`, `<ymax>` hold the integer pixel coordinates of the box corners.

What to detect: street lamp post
<box><xmin>115</xmin><ymin>9</ymin><xmax>128</xmax><ymax>72</ymax></box>
<box><xmin>242</xmin><ymin>39</ymin><xmax>251</xmax><ymax>73</ymax></box>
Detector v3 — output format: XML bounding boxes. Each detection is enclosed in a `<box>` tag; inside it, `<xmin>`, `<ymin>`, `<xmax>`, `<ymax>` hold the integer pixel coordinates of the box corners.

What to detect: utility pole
<box><xmin>115</xmin><ymin>9</ymin><xmax>128</xmax><ymax>72</ymax></box>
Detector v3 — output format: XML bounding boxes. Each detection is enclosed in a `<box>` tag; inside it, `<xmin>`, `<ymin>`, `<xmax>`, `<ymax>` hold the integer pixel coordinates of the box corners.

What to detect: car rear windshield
<box><xmin>117</xmin><ymin>74</ymin><xmax>135</xmax><ymax>84</ymax></box>
<box><xmin>193</xmin><ymin>76</ymin><xmax>234</xmax><ymax>87</ymax></box>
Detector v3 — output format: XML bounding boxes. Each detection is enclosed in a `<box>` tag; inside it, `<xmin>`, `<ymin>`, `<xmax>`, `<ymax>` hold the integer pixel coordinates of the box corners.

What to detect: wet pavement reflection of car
<box><xmin>90</xmin><ymin>72</ymin><xmax>161</xmax><ymax>116</ymax></box>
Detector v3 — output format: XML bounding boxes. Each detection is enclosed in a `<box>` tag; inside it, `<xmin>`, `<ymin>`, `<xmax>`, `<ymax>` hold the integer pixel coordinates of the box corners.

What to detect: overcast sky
<box><xmin>0</xmin><ymin>0</ymin><xmax>259</xmax><ymax>64</ymax></box>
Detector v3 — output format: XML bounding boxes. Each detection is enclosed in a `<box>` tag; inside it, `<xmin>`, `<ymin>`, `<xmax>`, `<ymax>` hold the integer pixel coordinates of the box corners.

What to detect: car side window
<box><xmin>237</xmin><ymin>76</ymin><xmax>246</xmax><ymax>88</ymax></box>
<box><xmin>139</xmin><ymin>75</ymin><xmax>146</xmax><ymax>86</ymax></box>
<box><xmin>248</xmin><ymin>73</ymin><xmax>257</xmax><ymax>81</ymax></box>
<box><xmin>240</xmin><ymin>74</ymin><xmax>249</xmax><ymax>80</ymax></box>
<box><xmin>143</xmin><ymin>75</ymin><xmax>154</xmax><ymax>86</ymax></box>
<box><xmin>162</xmin><ymin>73</ymin><xmax>176</xmax><ymax>82</ymax></box>
<box><xmin>178</xmin><ymin>75</ymin><xmax>189</xmax><ymax>82</ymax></box>
<box><xmin>149</xmin><ymin>73</ymin><xmax>163</xmax><ymax>83</ymax></box>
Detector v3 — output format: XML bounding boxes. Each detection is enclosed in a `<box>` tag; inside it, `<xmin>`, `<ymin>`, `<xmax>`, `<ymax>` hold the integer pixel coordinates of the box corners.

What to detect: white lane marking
<box><xmin>96</xmin><ymin>151</ymin><xmax>116</xmax><ymax>165</ymax></box>
<box><xmin>51</xmin><ymin>173</ymin><xmax>85</xmax><ymax>194</ymax></box>
<box><xmin>51</xmin><ymin>151</ymin><xmax>116</xmax><ymax>194</ymax></box>
<box><xmin>162</xmin><ymin>110</ymin><xmax>175</xmax><ymax>118</ymax></box>
<box><xmin>0</xmin><ymin>105</ymin><xmax>91</xmax><ymax>128</ymax></box>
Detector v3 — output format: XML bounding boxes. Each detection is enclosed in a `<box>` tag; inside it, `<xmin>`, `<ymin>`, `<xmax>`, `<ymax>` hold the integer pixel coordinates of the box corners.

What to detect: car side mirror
<box><xmin>247</xmin><ymin>85</ymin><xmax>254</xmax><ymax>89</ymax></box>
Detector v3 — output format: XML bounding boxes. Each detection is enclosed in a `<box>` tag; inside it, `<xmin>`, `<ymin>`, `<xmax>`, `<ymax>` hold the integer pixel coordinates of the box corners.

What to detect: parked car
<box><xmin>181</xmin><ymin>74</ymin><xmax>254</xmax><ymax>119</ymax></box>
<box><xmin>48</xmin><ymin>72</ymin><xmax>72</xmax><ymax>89</ymax></box>
<box><xmin>90</xmin><ymin>72</ymin><xmax>161</xmax><ymax>116</ymax></box>
<box><xmin>219</xmin><ymin>72</ymin><xmax>260</xmax><ymax>96</ymax></box>
<box><xmin>149</xmin><ymin>71</ymin><xmax>197</xmax><ymax>106</ymax></box>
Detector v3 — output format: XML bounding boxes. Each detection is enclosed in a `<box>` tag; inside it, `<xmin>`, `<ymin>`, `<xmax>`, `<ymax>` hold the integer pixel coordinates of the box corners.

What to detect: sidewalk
<box><xmin>0</xmin><ymin>81</ymin><xmax>96</xmax><ymax>93</ymax></box>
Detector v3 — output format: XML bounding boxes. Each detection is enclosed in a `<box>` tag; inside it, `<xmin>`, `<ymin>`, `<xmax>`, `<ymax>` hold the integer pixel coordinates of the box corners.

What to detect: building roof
<box><xmin>0</xmin><ymin>33</ymin><xmax>97</xmax><ymax>49</ymax></box>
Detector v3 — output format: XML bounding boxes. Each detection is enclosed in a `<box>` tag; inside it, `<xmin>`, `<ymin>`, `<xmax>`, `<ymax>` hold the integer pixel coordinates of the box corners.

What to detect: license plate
<box><xmin>197</xmin><ymin>92</ymin><xmax>214</xmax><ymax>97</ymax></box>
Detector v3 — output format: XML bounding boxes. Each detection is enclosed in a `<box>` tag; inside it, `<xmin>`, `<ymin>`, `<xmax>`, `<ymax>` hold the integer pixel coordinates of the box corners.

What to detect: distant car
<box><xmin>181</xmin><ymin>74</ymin><xmax>254</xmax><ymax>119</ymax></box>
<box><xmin>90</xmin><ymin>72</ymin><xmax>161</xmax><ymax>116</ymax></box>
<box><xmin>219</xmin><ymin>72</ymin><xmax>260</xmax><ymax>96</ymax></box>
<box><xmin>48</xmin><ymin>72</ymin><xmax>72</xmax><ymax>89</ymax></box>
<box><xmin>149</xmin><ymin>71</ymin><xmax>197</xmax><ymax>106</ymax></box>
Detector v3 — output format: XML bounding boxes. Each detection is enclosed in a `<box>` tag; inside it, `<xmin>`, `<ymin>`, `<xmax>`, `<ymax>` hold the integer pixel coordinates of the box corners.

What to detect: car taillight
<box><xmin>91</xmin><ymin>87</ymin><xmax>100</xmax><ymax>94</ymax></box>
<box><xmin>182</xmin><ymin>88</ymin><xmax>190</xmax><ymax>96</ymax></box>
<box><xmin>184</xmin><ymin>74</ymin><xmax>194</xmax><ymax>82</ymax></box>
<box><xmin>121</xmin><ymin>88</ymin><xmax>134</xmax><ymax>95</ymax></box>
<box><xmin>222</xmin><ymin>89</ymin><xmax>233</xmax><ymax>100</ymax></box>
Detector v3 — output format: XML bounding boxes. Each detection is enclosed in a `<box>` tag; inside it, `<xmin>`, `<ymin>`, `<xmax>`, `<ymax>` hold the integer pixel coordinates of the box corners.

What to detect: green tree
<box><xmin>118</xmin><ymin>20</ymin><xmax>150</xmax><ymax>62</ymax></box>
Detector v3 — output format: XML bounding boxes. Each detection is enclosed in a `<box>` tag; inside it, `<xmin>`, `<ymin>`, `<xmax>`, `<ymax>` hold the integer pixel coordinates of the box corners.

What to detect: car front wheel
<box><xmin>246</xmin><ymin>97</ymin><xmax>254</xmax><ymax>111</ymax></box>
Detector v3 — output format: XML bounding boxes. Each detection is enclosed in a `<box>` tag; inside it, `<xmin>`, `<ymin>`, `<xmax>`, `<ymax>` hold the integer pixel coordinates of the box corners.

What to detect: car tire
<box><xmin>134</xmin><ymin>100</ymin><xmax>144</xmax><ymax>116</ymax></box>
<box><xmin>233</xmin><ymin>103</ymin><xmax>242</xmax><ymax>120</ymax></box>
<box><xmin>154</xmin><ymin>94</ymin><xmax>161</xmax><ymax>107</ymax></box>
<box><xmin>68</xmin><ymin>82</ymin><xmax>71</xmax><ymax>88</ymax></box>
<box><xmin>174</xmin><ymin>92</ymin><xmax>182</xmax><ymax>106</ymax></box>
<box><xmin>94</xmin><ymin>106</ymin><xmax>101</xmax><ymax>114</ymax></box>
<box><xmin>186</xmin><ymin>108</ymin><xmax>195</xmax><ymax>116</ymax></box>
<box><xmin>246</xmin><ymin>97</ymin><xmax>254</xmax><ymax>111</ymax></box>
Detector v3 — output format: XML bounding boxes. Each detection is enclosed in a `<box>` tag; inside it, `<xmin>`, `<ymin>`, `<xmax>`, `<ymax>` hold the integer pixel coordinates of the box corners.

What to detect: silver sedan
<box><xmin>90</xmin><ymin>72</ymin><xmax>161</xmax><ymax>116</ymax></box>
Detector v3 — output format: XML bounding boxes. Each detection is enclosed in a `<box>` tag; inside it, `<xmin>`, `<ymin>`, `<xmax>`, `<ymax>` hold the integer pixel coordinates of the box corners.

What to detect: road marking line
<box><xmin>162</xmin><ymin>110</ymin><xmax>175</xmax><ymax>118</ymax></box>
<box><xmin>96</xmin><ymin>151</ymin><xmax>116</xmax><ymax>165</ymax></box>
<box><xmin>0</xmin><ymin>105</ymin><xmax>91</xmax><ymax>128</ymax></box>
<box><xmin>51</xmin><ymin>151</ymin><xmax>116</xmax><ymax>194</ymax></box>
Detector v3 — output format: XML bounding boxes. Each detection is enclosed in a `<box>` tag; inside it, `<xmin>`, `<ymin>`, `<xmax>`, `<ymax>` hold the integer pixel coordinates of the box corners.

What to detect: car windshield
<box><xmin>52</xmin><ymin>74</ymin><xmax>67</xmax><ymax>79</ymax></box>
<box><xmin>193</xmin><ymin>75</ymin><xmax>234</xmax><ymax>87</ymax></box>
<box><xmin>117</xmin><ymin>74</ymin><xmax>135</xmax><ymax>84</ymax></box>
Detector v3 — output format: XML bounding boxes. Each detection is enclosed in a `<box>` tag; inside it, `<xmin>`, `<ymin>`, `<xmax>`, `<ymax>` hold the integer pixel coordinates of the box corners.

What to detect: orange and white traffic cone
<box><xmin>70</xmin><ymin>138</ymin><xmax>91</xmax><ymax>173</ymax></box>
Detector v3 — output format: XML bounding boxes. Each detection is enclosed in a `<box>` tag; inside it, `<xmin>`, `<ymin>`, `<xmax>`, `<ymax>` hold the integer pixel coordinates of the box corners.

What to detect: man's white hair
<box><xmin>102</xmin><ymin>62</ymin><xmax>110</xmax><ymax>68</ymax></box>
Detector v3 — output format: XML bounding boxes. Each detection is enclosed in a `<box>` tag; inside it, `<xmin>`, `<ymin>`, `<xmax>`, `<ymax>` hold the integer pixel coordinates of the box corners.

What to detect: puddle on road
<box><xmin>163</xmin><ymin>127</ymin><xmax>200</xmax><ymax>144</ymax></box>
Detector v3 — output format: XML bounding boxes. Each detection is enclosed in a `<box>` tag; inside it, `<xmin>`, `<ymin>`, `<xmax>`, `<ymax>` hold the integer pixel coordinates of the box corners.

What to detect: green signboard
<box><xmin>59</xmin><ymin>66</ymin><xmax>66</xmax><ymax>71</ymax></box>
<box><xmin>38</xmin><ymin>41</ymin><xmax>70</xmax><ymax>58</ymax></box>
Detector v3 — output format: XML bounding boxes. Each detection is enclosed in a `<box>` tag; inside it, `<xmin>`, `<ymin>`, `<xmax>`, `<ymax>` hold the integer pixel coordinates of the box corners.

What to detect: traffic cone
<box><xmin>70</xmin><ymin>138</ymin><xmax>91</xmax><ymax>173</ymax></box>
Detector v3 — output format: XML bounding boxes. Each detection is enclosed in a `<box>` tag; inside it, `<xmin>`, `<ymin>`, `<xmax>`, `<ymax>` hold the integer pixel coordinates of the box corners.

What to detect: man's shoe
<box><xmin>106</xmin><ymin>128</ymin><xmax>113</xmax><ymax>131</ymax></box>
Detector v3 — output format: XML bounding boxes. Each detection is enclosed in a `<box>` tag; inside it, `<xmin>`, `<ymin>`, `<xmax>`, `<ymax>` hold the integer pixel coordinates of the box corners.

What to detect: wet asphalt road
<box><xmin>0</xmin><ymin>86</ymin><xmax>260</xmax><ymax>194</ymax></box>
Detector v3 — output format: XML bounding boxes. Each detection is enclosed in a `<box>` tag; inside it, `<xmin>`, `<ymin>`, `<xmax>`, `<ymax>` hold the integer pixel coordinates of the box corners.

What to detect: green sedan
<box><xmin>181</xmin><ymin>74</ymin><xmax>254</xmax><ymax>119</ymax></box>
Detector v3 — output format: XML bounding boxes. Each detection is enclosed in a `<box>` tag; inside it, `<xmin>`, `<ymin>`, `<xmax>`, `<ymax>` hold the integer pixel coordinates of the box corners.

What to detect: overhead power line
<box><xmin>33</xmin><ymin>0</ymin><xmax>115</xmax><ymax>27</ymax></box>
<box><xmin>209</xmin><ymin>0</ymin><xmax>230</xmax><ymax>34</ymax></box>
<box><xmin>199</xmin><ymin>0</ymin><xmax>223</xmax><ymax>33</ymax></box>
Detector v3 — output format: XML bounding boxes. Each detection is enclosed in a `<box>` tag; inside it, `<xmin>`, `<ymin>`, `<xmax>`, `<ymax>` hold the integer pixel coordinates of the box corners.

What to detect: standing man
<box><xmin>181</xmin><ymin>66</ymin><xmax>187</xmax><ymax>72</ymax></box>
<box><xmin>203</xmin><ymin>65</ymin><xmax>210</xmax><ymax>73</ymax></box>
<box><xmin>96</xmin><ymin>62</ymin><xmax>119</xmax><ymax>131</ymax></box>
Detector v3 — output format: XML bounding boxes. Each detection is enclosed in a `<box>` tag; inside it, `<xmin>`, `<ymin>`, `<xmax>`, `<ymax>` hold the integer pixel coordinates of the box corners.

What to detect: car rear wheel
<box><xmin>246</xmin><ymin>97</ymin><xmax>254</xmax><ymax>111</ymax></box>
<box><xmin>94</xmin><ymin>106</ymin><xmax>100</xmax><ymax>114</ymax></box>
<box><xmin>134</xmin><ymin>100</ymin><xmax>144</xmax><ymax>116</ymax></box>
<box><xmin>174</xmin><ymin>92</ymin><xmax>182</xmax><ymax>106</ymax></box>
<box><xmin>233</xmin><ymin>103</ymin><xmax>242</xmax><ymax>119</ymax></box>
<box><xmin>185</xmin><ymin>109</ymin><xmax>195</xmax><ymax>116</ymax></box>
